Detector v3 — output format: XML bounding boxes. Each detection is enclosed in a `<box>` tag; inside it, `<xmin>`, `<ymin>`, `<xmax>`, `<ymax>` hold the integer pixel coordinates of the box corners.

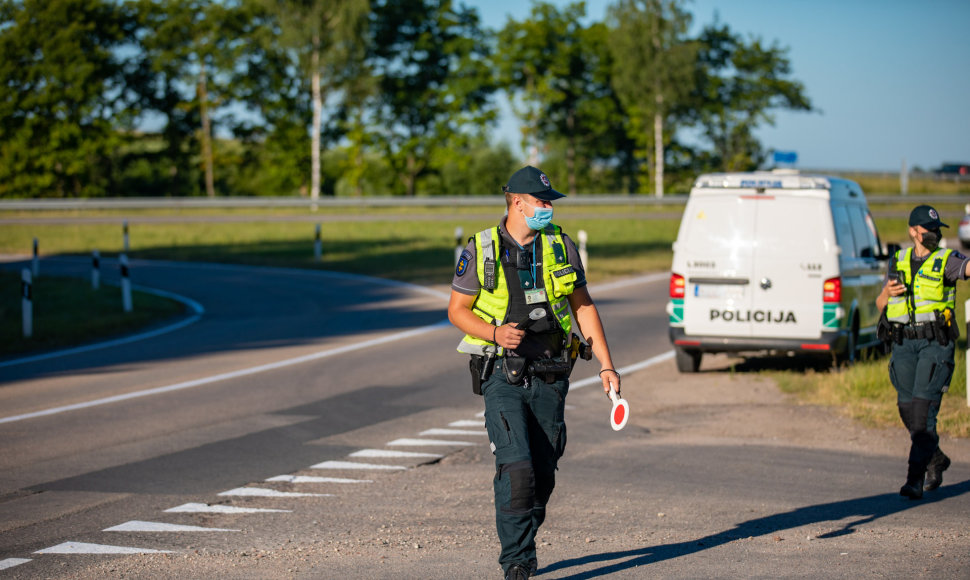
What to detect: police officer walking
<box><xmin>448</xmin><ymin>166</ymin><xmax>620</xmax><ymax>579</ymax></box>
<box><xmin>876</xmin><ymin>204</ymin><xmax>969</xmax><ymax>499</ymax></box>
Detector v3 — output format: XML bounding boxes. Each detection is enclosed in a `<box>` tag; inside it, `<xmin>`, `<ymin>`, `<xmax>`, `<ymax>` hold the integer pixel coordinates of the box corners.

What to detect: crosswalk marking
<box><xmin>104</xmin><ymin>521</ymin><xmax>239</xmax><ymax>533</ymax></box>
<box><xmin>218</xmin><ymin>487</ymin><xmax>331</xmax><ymax>498</ymax></box>
<box><xmin>266</xmin><ymin>475</ymin><xmax>372</xmax><ymax>484</ymax></box>
<box><xmin>310</xmin><ymin>460</ymin><xmax>407</xmax><ymax>470</ymax></box>
<box><xmin>165</xmin><ymin>503</ymin><xmax>291</xmax><ymax>514</ymax></box>
<box><xmin>387</xmin><ymin>438</ymin><xmax>476</xmax><ymax>447</ymax></box>
<box><xmin>349</xmin><ymin>449</ymin><xmax>442</xmax><ymax>459</ymax></box>
<box><xmin>419</xmin><ymin>428</ymin><xmax>487</xmax><ymax>436</ymax></box>
<box><xmin>35</xmin><ymin>542</ymin><xmax>173</xmax><ymax>555</ymax></box>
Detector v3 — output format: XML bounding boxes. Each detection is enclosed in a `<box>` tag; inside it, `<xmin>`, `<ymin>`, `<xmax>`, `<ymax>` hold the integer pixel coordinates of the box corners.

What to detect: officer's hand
<box><xmin>495</xmin><ymin>324</ymin><xmax>526</xmax><ymax>349</ymax></box>
<box><xmin>600</xmin><ymin>369</ymin><xmax>620</xmax><ymax>396</ymax></box>
<box><xmin>886</xmin><ymin>280</ymin><xmax>906</xmax><ymax>297</ymax></box>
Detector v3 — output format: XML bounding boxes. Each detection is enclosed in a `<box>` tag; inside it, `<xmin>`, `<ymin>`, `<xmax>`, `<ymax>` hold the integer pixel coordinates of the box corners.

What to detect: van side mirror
<box><xmin>879</xmin><ymin>242</ymin><xmax>902</xmax><ymax>260</ymax></box>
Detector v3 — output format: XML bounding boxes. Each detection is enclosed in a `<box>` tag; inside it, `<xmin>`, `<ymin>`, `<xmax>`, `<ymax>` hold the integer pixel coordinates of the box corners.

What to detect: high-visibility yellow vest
<box><xmin>457</xmin><ymin>224</ymin><xmax>577</xmax><ymax>356</ymax></box>
<box><xmin>887</xmin><ymin>247</ymin><xmax>955</xmax><ymax>324</ymax></box>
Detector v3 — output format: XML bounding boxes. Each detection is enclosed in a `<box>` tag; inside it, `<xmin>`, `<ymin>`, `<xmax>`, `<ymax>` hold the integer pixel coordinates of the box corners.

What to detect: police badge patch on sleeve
<box><xmin>456</xmin><ymin>250</ymin><xmax>472</xmax><ymax>276</ymax></box>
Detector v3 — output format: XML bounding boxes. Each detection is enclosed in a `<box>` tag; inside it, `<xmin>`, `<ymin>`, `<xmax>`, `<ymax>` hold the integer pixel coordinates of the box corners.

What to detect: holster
<box><xmin>503</xmin><ymin>356</ymin><xmax>529</xmax><ymax>385</ymax></box>
<box><xmin>470</xmin><ymin>354</ymin><xmax>496</xmax><ymax>395</ymax></box>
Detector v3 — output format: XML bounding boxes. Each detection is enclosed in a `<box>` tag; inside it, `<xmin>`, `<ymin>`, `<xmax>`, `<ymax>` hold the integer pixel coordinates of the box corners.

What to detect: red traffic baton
<box><xmin>607</xmin><ymin>387</ymin><xmax>629</xmax><ymax>431</ymax></box>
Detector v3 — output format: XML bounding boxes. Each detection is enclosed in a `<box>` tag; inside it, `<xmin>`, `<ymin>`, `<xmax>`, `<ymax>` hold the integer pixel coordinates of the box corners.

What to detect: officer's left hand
<box><xmin>600</xmin><ymin>369</ymin><xmax>620</xmax><ymax>396</ymax></box>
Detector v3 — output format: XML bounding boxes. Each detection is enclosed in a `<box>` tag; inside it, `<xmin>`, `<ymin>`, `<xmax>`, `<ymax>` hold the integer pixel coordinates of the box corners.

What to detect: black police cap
<box><xmin>909</xmin><ymin>204</ymin><xmax>949</xmax><ymax>229</ymax></box>
<box><xmin>503</xmin><ymin>166</ymin><xmax>565</xmax><ymax>201</ymax></box>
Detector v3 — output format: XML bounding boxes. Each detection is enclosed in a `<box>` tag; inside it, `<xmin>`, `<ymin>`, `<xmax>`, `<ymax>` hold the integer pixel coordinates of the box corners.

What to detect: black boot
<box><xmin>899</xmin><ymin>464</ymin><xmax>924</xmax><ymax>500</ymax></box>
<box><xmin>924</xmin><ymin>449</ymin><xmax>951</xmax><ymax>491</ymax></box>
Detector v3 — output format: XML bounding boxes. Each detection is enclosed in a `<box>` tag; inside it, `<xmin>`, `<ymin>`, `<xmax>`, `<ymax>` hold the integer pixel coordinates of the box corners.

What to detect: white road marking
<box><xmin>0</xmin><ymin>285</ymin><xmax>204</xmax><ymax>369</ymax></box>
<box><xmin>310</xmin><ymin>460</ymin><xmax>407</xmax><ymax>471</ymax></box>
<box><xmin>165</xmin><ymin>503</ymin><xmax>291</xmax><ymax>514</ymax></box>
<box><xmin>0</xmin><ymin>559</ymin><xmax>31</xmax><ymax>570</ymax></box>
<box><xmin>419</xmin><ymin>428</ymin><xmax>487</xmax><ymax>436</ymax></box>
<box><xmin>387</xmin><ymin>438</ymin><xmax>476</xmax><ymax>447</ymax></box>
<box><xmin>0</xmin><ymin>319</ymin><xmax>452</xmax><ymax>425</ymax></box>
<box><xmin>349</xmin><ymin>449</ymin><xmax>442</xmax><ymax>459</ymax></box>
<box><xmin>34</xmin><ymin>542</ymin><xmax>173</xmax><ymax>555</ymax></box>
<box><xmin>266</xmin><ymin>475</ymin><xmax>373</xmax><ymax>484</ymax></box>
<box><xmin>218</xmin><ymin>487</ymin><xmax>331</xmax><ymax>498</ymax></box>
<box><xmin>449</xmin><ymin>419</ymin><xmax>485</xmax><ymax>427</ymax></box>
<box><xmin>569</xmin><ymin>350</ymin><xmax>675</xmax><ymax>391</ymax></box>
<box><xmin>104</xmin><ymin>521</ymin><xmax>239</xmax><ymax>533</ymax></box>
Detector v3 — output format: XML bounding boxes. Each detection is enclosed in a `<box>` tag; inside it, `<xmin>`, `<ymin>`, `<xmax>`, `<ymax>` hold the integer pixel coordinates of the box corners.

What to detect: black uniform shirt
<box><xmin>452</xmin><ymin>217</ymin><xmax>587</xmax><ymax>359</ymax></box>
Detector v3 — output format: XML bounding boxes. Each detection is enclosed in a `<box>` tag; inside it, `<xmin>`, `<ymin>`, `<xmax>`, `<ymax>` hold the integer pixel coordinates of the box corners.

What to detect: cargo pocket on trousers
<box><xmin>484</xmin><ymin>410</ymin><xmax>513</xmax><ymax>455</ymax></box>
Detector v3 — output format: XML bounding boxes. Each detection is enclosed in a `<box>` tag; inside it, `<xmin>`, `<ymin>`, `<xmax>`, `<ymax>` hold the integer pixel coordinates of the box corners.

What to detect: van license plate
<box><xmin>693</xmin><ymin>284</ymin><xmax>744</xmax><ymax>300</ymax></box>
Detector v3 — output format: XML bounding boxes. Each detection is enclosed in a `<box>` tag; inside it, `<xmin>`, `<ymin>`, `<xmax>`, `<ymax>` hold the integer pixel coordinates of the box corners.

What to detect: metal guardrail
<box><xmin>1</xmin><ymin>194</ymin><xmax>969</xmax><ymax>211</ymax></box>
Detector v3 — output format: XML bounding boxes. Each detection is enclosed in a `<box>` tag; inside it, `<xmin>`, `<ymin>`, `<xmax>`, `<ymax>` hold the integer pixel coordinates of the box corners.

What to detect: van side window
<box><xmin>832</xmin><ymin>205</ymin><xmax>858</xmax><ymax>258</ymax></box>
<box><xmin>848</xmin><ymin>205</ymin><xmax>877</xmax><ymax>258</ymax></box>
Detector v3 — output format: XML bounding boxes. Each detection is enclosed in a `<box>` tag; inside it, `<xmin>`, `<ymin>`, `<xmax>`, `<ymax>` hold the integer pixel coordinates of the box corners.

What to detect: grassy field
<box><xmin>0</xmin><ymin>271</ymin><xmax>186</xmax><ymax>357</ymax></box>
<box><xmin>2</xmin><ymin>200</ymin><xmax>969</xmax><ymax>436</ymax></box>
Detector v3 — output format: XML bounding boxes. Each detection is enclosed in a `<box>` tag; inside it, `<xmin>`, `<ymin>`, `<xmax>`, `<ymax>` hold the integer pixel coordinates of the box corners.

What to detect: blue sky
<box><xmin>472</xmin><ymin>0</ymin><xmax>970</xmax><ymax>172</ymax></box>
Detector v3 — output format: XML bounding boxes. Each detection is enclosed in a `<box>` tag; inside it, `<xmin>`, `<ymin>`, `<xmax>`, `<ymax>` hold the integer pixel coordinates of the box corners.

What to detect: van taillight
<box><xmin>670</xmin><ymin>273</ymin><xmax>686</xmax><ymax>298</ymax></box>
<box><xmin>823</xmin><ymin>277</ymin><xmax>841</xmax><ymax>302</ymax></box>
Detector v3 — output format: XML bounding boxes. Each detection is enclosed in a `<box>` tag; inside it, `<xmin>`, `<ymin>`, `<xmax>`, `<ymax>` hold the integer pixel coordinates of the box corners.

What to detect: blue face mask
<box><xmin>523</xmin><ymin>204</ymin><xmax>554</xmax><ymax>230</ymax></box>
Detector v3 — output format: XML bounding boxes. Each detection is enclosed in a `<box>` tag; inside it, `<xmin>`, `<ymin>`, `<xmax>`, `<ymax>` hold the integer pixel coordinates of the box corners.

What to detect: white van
<box><xmin>666</xmin><ymin>170</ymin><xmax>891</xmax><ymax>372</ymax></box>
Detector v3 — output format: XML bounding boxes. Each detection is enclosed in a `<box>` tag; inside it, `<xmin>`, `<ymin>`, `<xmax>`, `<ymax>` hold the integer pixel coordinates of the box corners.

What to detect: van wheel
<box><xmin>675</xmin><ymin>347</ymin><xmax>702</xmax><ymax>373</ymax></box>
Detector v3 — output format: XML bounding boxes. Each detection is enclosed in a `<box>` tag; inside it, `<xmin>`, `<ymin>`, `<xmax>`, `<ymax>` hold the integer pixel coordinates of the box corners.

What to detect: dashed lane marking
<box><xmin>34</xmin><ymin>542</ymin><xmax>173</xmax><ymax>555</ymax></box>
<box><xmin>419</xmin><ymin>428</ymin><xmax>487</xmax><ymax>436</ymax></box>
<box><xmin>218</xmin><ymin>487</ymin><xmax>331</xmax><ymax>498</ymax></box>
<box><xmin>449</xmin><ymin>419</ymin><xmax>485</xmax><ymax>427</ymax></box>
<box><xmin>165</xmin><ymin>503</ymin><xmax>291</xmax><ymax>514</ymax></box>
<box><xmin>349</xmin><ymin>449</ymin><xmax>442</xmax><ymax>459</ymax></box>
<box><xmin>310</xmin><ymin>460</ymin><xmax>407</xmax><ymax>471</ymax></box>
<box><xmin>0</xmin><ymin>559</ymin><xmax>31</xmax><ymax>570</ymax></box>
<box><xmin>387</xmin><ymin>438</ymin><xmax>476</xmax><ymax>447</ymax></box>
<box><xmin>104</xmin><ymin>521</ymin><xmax>239</xmax><ymax>533</ymax></box>
<box><xmin>569</xmin><ymin>350</ymin><xmax>676</xmax><ymax>391</ymax></box>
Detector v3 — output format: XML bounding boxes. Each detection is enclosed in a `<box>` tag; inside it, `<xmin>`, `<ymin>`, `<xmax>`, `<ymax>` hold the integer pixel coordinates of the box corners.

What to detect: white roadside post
<box><xmin>454</xmin><ymin>226</ymin><xmax>464</xmax><ymax>264</ymax></box>
<box><xmin>577</xmin><ymin>230</ymin><xmax>589</xmax><ymax>273</ymax></box>
<box><xmin>122</xmin><ymin>220</ymin><xmax>130</xmax><ymax>252</ymax></box>
<box><xmin>120</xmin><ymin>254</ymin><xmax>133</xmax><ymax>313</ymax></box>
<box><xmin>32</xmin><ymin>238</ymin><xmax>39</xmax><ymax>278</ymax></box>
<box><xmin>314</xmin><ymin>224</ymin><xmax>322</xmax><ymax>261</ymax></box>
<box><xmin>91</xmin><ymin>250</ymin><xmax>101</xmax><ymax>289</ymax></box>
<box><xmin>21</xmin><ymin>269</ymin><xmax>32</xmax><ymax>338</ymax></box>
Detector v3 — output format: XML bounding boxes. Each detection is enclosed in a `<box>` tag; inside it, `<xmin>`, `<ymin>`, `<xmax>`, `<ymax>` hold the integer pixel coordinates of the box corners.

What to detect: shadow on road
<box><xmin>541</xmin><ymin>479</ymin><xmax>970</xmax><ymax>579</ymax></box>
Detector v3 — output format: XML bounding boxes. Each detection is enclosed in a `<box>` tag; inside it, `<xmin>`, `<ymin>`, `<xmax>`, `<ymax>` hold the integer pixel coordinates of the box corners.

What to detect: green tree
<box><xmin>261</xmin><ymin>0</ymin><xmax>369</xmax><ymax>201</ymax></box>
<box><xmin>369</xmin><ymin>0</ymin><xmax>497</xmax><ymax>196</ymax></box>
<box><xmin>689</xmin><ymin>21</ymin><xmax>813</xmax><ymax>171</ymax></box>
<box><xmin>0</xmin><ymin>0</ymin><xmax>136</xmax><ymax>197</ymax></box>
<box><xmin>607</xmin><ymin>0</ymin><xmax>697</xmax><ymax>196</ymax></box>
<box><xmin>496</xmin><ymin>2</ymin><xmax>626</xmax><ymax>194</ymax></box>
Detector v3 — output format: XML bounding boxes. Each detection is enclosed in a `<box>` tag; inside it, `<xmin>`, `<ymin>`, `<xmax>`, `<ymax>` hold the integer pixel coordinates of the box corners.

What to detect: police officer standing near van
<box><xmin>448</xmin><ymin>166</ymin><xmax>620</xmax><ymax>579</ymax></box>
<box><xmin>876</xmin><ymin>204</ymin><xmax>970</xmax><ymax>499</ymax></box>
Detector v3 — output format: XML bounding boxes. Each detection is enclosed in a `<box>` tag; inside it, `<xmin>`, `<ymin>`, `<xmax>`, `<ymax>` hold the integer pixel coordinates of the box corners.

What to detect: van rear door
<box><xmin>680</xmin><ymin>191</ymin><xmax>832</xmax><ymax>340</ymax></box>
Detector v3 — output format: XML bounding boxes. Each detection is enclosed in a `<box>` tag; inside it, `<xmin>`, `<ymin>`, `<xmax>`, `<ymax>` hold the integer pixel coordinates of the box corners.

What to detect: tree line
<box><xmin>0</xmin><ymin>0</ymin><xmax>812</xmax><ymax>199</ymax></box>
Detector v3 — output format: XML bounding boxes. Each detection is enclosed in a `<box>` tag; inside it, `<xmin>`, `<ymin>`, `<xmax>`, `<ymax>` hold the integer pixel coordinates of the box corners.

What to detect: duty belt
<box><xmin>892</xmin><ymin>321</ymin><xmax>939</xmax><ymax>341</ymax></box>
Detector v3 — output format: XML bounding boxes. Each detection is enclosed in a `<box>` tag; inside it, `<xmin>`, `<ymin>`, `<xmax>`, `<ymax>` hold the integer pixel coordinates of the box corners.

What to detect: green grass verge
<box><xmin>1</xmin><ymin>271</ymin><xmax>186</xmax><ymax>358</ymax></box>
<box><xmin>769</xmin><ymin>280</ymin><xmax>970</xmax><ymax>438</ymax></box>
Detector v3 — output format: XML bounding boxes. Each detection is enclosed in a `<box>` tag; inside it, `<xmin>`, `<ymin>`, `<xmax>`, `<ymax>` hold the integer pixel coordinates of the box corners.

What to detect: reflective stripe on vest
<box><xmin>886</xmin><ymin>247</ymin><xmax>955</xmax><ymax>324</ymax></box>
<box><xmin>456</xmin><ymin>225</ymin><xmax>577</xmax><ymax>356</ymax></box>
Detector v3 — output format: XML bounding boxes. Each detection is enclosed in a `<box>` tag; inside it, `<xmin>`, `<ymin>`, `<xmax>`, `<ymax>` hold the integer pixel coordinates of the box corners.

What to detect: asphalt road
<box><xmin>0</xmin><ymin>258</ymin><xmax>967</xmax><ymax>579</ymax></box>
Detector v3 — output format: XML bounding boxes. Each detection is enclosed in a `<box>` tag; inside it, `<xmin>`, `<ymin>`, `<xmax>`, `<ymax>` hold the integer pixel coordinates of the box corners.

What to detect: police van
<box><xmin>667</xmin><ymin>170</ymin><xmax>891</xmax><ymax>372</ymax></box>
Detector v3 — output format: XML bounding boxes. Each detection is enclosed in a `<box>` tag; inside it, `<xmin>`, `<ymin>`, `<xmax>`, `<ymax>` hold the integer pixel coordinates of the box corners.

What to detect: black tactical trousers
<box><xmin>482</xmin><ymin>359</ymin><xmax>568</xmax><ymax>574</ymax></box>
<box><xmin>889</xmin><ymin>337</ymin><xmax>954</xmax><ymax>473</ymax></box>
